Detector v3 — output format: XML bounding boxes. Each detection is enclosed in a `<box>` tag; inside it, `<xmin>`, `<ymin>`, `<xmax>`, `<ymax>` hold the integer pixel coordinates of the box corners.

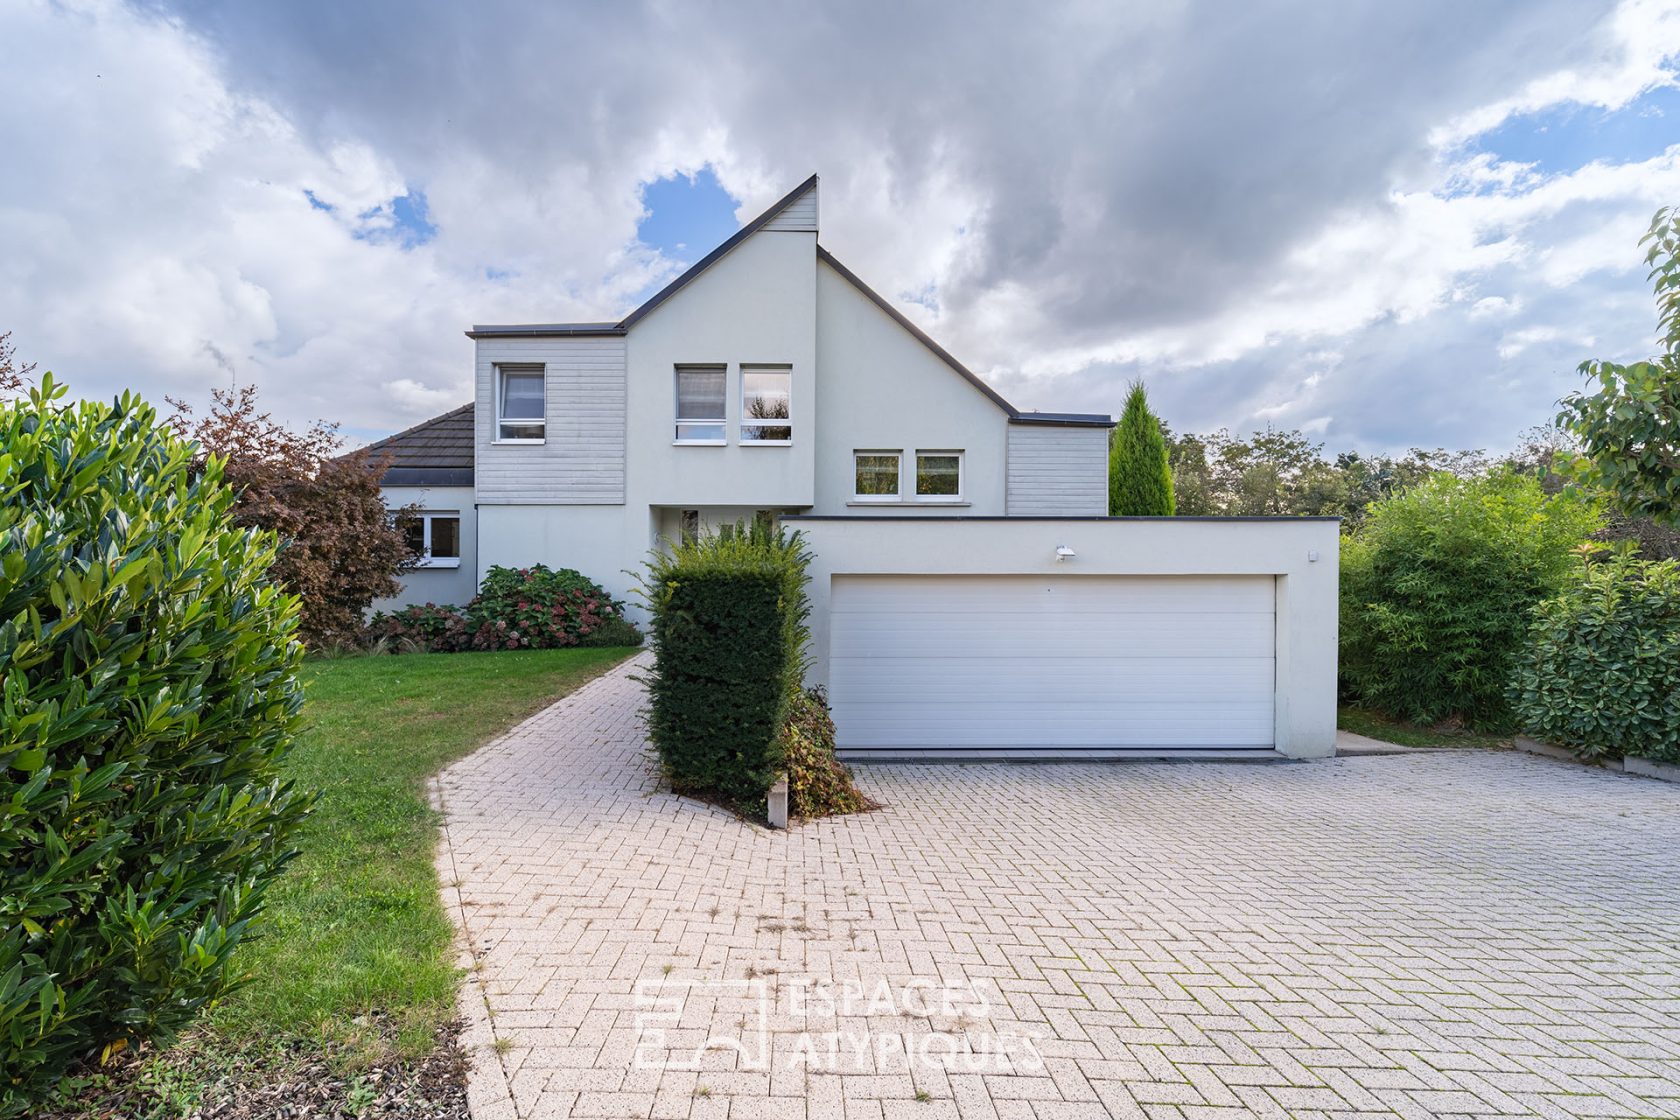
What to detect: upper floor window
<box><xmin>915</xmin><ymin>451</ymin><xmax>963</xmax><ymax>500</ymax></box>
<box><xmin>402</xmin><ymin>511</ymin><xmax>462</xmax><ymax>568</ymax></box>
<box><xmin>741</xmin><ymin>365</ymin><xmax>792</xmax><ymax>443</ymax></box>
<box><xmin>853</xmin><ymin>451</ymin><xmax>901</xmax><ymax>501</ymax></box>
<box><xmin>675</xmin><ymin>364</ymin><xmax>726</xmax><ymax>443</ymax></box>
<box><xmin>497</xmin><ymin>366</ymin><xmax>545</xmax><ymax>442</ymax></box>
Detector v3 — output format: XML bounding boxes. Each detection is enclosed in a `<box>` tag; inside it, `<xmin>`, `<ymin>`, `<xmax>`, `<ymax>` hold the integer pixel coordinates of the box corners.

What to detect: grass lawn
<box><xmin>209</xmin><ymin>646</ymin><xmax>635</xmax><ymax>1058</ymax></box>
<box><xmin>1338</xmin><ymin>704</ymin><xmax>1513</xmax><ymax>750</ymax></box>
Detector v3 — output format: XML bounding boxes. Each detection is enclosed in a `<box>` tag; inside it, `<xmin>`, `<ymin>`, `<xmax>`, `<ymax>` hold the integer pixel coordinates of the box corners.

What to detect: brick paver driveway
<box><xmin>434</xmin><ymin>656</ymin><xmax>1680</xmax><ymax>1120</ymax></box>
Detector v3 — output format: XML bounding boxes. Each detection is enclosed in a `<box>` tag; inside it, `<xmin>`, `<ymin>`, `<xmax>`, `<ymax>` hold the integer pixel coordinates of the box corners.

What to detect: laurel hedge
<box><xmin>638</xmin><ymin>521</ymin><xmax>811</xmax><ymax>810</ymax></box>
<box><xmin>1511</xmin><ymin>555</ymin><xmax>1680</xmax><ymax>763</ymax></box>
<box><xmin>0</xmin><ymin>380</ymin><xmax>312</xmax><ymax>1114</ymax></box>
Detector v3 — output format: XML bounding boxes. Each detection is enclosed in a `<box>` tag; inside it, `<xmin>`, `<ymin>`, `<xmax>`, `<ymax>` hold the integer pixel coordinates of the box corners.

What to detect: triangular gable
<box><xmin>617</xmin><ymin>174</ymin><xmax>819</xmax><ymax>330</ymax></box>
<box><xmin>466</xmin><ymin>174</ymin><xmax>820</xmax><ymax>340</ymax></box>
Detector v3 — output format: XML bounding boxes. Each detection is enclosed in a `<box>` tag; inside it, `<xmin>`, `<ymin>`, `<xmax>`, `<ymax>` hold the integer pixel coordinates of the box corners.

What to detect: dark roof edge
<box><xmin>382</xmin><ymin>467</ymin><xmax>475</xmax><ymax>487</ymax></box>
<box><xmin>816</xmin><ymin>246</ymin><xmax>1017</xmax><ymax>419</ymax></box>
<box><xmin>359</xmin><ymin>401</ymin><xmax>474</xmax><ymax>454</ymax></box>
<box><xmin>465</xmin><ymin>323</ymin><xmax>626</xmax><ymax>339</ymax></box>
<box><xmin>617</xmin><ymin>173</ymin><xmax>821</xmax><ymax>331</ymax></box>
<box><xmin>781</xmin><ymin>514</ymin><xmax>1344</xmax><ymax>523</ymax></box>
<box><xmin>1010</xmin><ymin>412</ymin><xmax>1115</xmax><ymax>428</ymax></box>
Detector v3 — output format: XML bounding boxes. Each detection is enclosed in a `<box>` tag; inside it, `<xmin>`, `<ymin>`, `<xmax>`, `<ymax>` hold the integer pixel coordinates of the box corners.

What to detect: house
<box><xmin>368</xmin><ymin>176</ymin><xmax>1339</xmax><ymax>760</ymax></box>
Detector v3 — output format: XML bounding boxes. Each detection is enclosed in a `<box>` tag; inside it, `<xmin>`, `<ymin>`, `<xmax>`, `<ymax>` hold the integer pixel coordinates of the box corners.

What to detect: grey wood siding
<box><xmin>475</xmin><ymin>336</ymin><xmax>626</xmax><ymax>505</ymax></box>
<box><xmin>762</xmin><ymin>183</ymin><xmax>817</xmax><ymax>232</ymax></box>
<box><xmin>1006</xmin><ymin>424</ymin><xmax>1108</xmax><ymax>515</ymax></box>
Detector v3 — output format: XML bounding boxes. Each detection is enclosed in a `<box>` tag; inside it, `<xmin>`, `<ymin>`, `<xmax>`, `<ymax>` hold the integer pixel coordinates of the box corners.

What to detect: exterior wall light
<box><xmin>1055</xmin><ymin>545</ymin><xmax>1076</xmax><ymax>562</ymax></box>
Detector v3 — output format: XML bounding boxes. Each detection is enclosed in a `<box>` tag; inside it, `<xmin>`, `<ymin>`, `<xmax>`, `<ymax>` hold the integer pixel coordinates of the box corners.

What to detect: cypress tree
<box><xmin>1109</xmin><ymin>380</ymin><xmax>1176</xmax><ymax>516</ymax></box>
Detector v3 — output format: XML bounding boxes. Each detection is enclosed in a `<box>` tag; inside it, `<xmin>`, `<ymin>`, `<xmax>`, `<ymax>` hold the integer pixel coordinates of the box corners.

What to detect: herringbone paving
<box><xmin>435</xmin><ymin>655</ymin><xmax>1680</xmax><ymax>1119</ymax></box>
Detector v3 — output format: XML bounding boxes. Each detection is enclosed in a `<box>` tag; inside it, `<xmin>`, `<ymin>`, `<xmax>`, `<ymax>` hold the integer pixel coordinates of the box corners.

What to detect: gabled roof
<box><xmin>463</xmin><ymin>174</ymin><xmax>1113</xmax><ymax>430</ymax></box>
<box><xmin>465</xmin><ymin>175</ymin><xmax>820</xmax><ymax>341</ymax></box>
<box><xmin>816</xmin><ymin>248</ymin><xmax>1112</xmax><ymax>429</ymax></box>
<box><xmin>358</xmin><ymin>402</ymin><xmax>475</xmax><ymax>486</ymax></box>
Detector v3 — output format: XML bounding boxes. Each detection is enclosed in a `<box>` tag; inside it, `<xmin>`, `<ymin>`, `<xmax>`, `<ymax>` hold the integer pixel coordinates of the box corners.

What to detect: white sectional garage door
<box><xmin>828</xmin><ymin>575</ymin><xmax>1275</xmax><ymax>757</ymax></box>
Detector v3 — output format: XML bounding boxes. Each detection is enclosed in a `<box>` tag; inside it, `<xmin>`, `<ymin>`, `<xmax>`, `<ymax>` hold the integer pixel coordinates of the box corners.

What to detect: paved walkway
<box><xmin>434</xmin><ymin>655</ymin><xmax>1680</xmax><ymax>1120</ymax></box>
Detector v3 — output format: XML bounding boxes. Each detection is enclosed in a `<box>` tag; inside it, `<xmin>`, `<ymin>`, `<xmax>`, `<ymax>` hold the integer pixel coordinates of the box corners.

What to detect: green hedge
<box><xmin>1511</xmin><ymin>555</ymin><xmax>1680</xmax><ymax>763</ymax></box>
<box><xmin>638</xmin><ymin>522</ymin><xmax>810</xmax><ymax>809</ymax></box>
<box><xmin>1340</xmin><ymin>470</ymin><xmax>1600</xmax><ymax>730</ymax></box>
<box><xmin>0</xmin><ymin>380</ymin><xmax>311</xmax><ymax>1114</ymax></box>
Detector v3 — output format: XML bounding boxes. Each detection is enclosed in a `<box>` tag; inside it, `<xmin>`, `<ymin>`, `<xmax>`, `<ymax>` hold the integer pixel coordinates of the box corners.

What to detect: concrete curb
<box><xmin>1625</xmin><ymin>755</ymin><xmax>1680</xmax><ymax>784</ymax></box>
<box><xmin>1515</xmin><ymin>736</ymin><xmax>1680</xmax><ymax>786</ymax></box>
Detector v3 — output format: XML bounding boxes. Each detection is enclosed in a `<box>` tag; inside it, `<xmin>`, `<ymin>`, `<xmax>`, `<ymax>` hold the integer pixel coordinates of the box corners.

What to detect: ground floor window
<box><xmin>403</xmin><ymin>511</ymin><xmax>462</xmax><ymax>567</ymax></box>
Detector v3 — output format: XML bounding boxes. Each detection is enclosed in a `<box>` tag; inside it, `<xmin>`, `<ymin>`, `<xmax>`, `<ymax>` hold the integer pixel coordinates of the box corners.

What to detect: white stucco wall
<box><xmin>813</xmin><ymin>258</ymin><xmax>1011</xmax><ymax>514</ymax></box>
<box><xmin>476</xmin><ymin>503</ymin><xmax>655</xmax><ymax>619</ymax></box>
<box><xmin>784</xmin><ymin>516</ymin><xmax>1341</xmax><ymax>759</ymax></box>
<box><xmin>374</xmin><ymin>486</ymin><xmax>479</xmax><ymax>611</ymax></box>
<box><xmin>626</xmin><ymin>229</ymin><xmax>817</xmax><ymax>509</ymax></box>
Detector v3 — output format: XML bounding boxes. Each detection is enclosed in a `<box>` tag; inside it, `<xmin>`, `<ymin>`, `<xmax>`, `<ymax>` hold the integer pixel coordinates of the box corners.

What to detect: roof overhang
<box><xmin>1008</xmin><ymin>413</ymin><xmax>1115</xmax><ymax>429</ymax></box>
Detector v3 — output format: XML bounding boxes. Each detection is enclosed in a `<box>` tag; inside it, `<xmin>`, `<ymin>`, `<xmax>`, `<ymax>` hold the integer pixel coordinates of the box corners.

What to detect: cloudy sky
<box><xmin>3</xmin><ymin>0</ymin><xmax>1679</xmax><ymax>453</ymax></box>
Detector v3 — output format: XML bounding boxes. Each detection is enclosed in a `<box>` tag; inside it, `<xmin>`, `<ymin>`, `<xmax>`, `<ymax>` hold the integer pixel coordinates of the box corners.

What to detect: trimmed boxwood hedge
<box><xmin>0</xmin><ymin>380</ymin><xmax>312</xmax><ymax>1114</ymax></box>
<box><xmin>638</xmin><ymin>522</ymin><xmax>811</xmax><ymax>809</ymax></box>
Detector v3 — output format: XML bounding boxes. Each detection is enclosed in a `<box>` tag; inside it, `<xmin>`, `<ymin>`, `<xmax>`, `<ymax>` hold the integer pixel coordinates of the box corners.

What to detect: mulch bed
<box><xmin>38</xmin><ymin>1020</ymin><xmax>469</xmax><ymax>1120</ymax></box>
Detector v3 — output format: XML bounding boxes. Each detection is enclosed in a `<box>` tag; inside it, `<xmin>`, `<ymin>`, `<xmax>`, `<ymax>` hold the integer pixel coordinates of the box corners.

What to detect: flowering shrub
<box><xmin>368</xmin><ymin>565</ymin><xmax>641</xmax><ymax>652</ymax></box>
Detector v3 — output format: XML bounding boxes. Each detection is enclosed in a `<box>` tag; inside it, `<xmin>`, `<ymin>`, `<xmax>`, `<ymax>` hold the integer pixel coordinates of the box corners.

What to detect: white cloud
<box><xmin>3</xmin><ymin>0</ymin><xmax>1679</xmax><ymax>457</ymax></box>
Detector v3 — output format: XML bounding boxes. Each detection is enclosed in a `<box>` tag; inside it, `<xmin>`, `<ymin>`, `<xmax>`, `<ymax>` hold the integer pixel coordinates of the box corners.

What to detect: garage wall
<box><xmin>784</xmin><ymin>516</ymin><xmax>1340</xmax><ymax>759</ymax></box>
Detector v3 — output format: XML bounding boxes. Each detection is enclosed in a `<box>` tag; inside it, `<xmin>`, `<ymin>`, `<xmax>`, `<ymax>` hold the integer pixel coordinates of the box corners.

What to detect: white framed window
<box><xmin>496</xmin><ymin>365</ymin><xmax>545</xmax><ymax>442</ymax></box>
<box><xmin>914</xmin><ymin>450</ymin><xmax>964</xmax><ymax>501</ymax></box>
<box><xmin>741</xmin><ymin>365</ymin><xmax>792</xmax><ymax>443</ymax></box>
<box><xmin>852</xmin><ymin>450</ymin><xmax>902</xmax><ymax>501</ymax></box>
<box><xmin>675</xmin><ymin>364</ymin><xmax>727</xmax><ymax>443</ymax></box>
<box><xmin>679</xmin><ymin>509</ymin><xmax>700</xmax><ymax>544</ymax></box>
<box><xmin>403</xmin><ymin>511</ymin><xmax>462</xmax><ymax>568</ymax></box>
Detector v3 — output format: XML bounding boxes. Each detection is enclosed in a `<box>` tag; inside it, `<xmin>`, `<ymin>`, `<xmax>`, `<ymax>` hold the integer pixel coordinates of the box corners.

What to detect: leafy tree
<box><xmin>0</xmin><ymin>330</ymin><xmax>35</xmax><ymax>396</ymax></box>
<box><xmin>1108</xmin><ymin>381</ymin><xmax>1175</xmax><ymax>515</ymax></box>
<box><xmin>1339</xmin><ymin>470</ymin><xmax>1601</xmax><ymax>730</ymax></box>
<box><xmin>170</xmin><ymin>385</ymin><xmax>414</xmax><ymax>645</ymax></box>
<box><xmin>1556</xmin><ymin>207</ymin><xmax>1680</xmax><ymax>524</ymax></box>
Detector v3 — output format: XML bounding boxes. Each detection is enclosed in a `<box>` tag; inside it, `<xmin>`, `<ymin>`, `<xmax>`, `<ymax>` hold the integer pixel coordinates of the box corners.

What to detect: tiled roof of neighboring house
<box><xmin>358</xmin><ymin>402</ymin><xmax>474</xmax><ymax>486</ymax></box>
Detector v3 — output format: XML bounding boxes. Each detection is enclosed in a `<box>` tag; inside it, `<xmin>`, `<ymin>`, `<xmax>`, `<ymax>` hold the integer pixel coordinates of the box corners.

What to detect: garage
<box><xmin>828</xmin><ymin>574</ymin><xmax>1277</xmax><ymax>758</ymax></box>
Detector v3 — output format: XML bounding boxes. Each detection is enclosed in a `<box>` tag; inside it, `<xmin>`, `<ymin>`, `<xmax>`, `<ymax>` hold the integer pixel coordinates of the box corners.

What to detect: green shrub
<box><xmin>1339</xmin><ymin>469</ymin><xmax>1600</xmax><ymax>730</ymax></box>
<box><xmin>367</xmin><ymin>602</ymin><xmax>464</xmax><ymax>650</ymax></box>
<box><xmin>1511</xmin><ymin>555</ymin><xmax>1680</xmax><ymax>763</ymax></box>
<box><xmin>0</xmin><ymin>380</ymin><xmax>312</xmax><ymax>1115</ymax></box>
<box><xmin>577</xmin><ymin>616</ymin><xmax>645</xmax><ymax>648</ymax></box>
<box><xmin>367</xmin><ymin>565</ymin><xmax>634</xmax><ymax>652</ymax></box>
<box><xmin>638</xmin><ymin>521</ymin><xmax>811</xmax><ymax>809</ymax></box>
<box><xmin>782</xmin><ymin>688</ymin><xmax>873</xmax><ymax>818</ymax></box>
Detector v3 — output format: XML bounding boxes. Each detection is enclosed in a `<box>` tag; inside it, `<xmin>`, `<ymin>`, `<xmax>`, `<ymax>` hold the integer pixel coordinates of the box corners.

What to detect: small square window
<box><xmin>742</xmin><ymin>366</ymin><xmax>792</xmax><ymax>443</ymax></box>
<box><xmin>675</xmin><ymin>365</ymin><xmax>727</xmax><ymax>442</ymax></box>
<box><xmin>403</xmin><ymin>511</ymin><xmax>462</xmax><ymax>568</ymax></box>
<box><xmin>853</xmin><ymin>451</ymin><xmax>901</xmax><ymax>500</ymax></box>
<box><xmin>497</xmin><ymin>367</ymin><xmax>545</xmax><ymax>441</ymax></box>
<box><xmin>915</xmin><ymin>452</ymin><xmax>962</xmax><ymax>500</ymax></box>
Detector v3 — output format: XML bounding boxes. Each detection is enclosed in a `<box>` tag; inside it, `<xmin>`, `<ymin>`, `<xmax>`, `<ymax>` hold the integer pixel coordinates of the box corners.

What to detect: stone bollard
<box><xmin>767</xmin><ymin>775</ymin><xmax>789</xmax><ymax>829</ymax></box>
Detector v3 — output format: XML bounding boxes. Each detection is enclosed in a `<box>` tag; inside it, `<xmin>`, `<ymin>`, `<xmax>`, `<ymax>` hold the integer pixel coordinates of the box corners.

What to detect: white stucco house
<box><xmin>364</xmin><ymin>176</ymin><xmax>1339</xmax><ymax>760</ymax></box>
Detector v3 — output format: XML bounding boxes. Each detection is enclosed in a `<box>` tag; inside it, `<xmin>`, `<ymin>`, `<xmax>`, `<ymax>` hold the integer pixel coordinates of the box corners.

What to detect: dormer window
<box><xmin>675</xmin><ymin>364</ymin><xmax>727</xmax><ymax>443</ymax></box>
<box><xmin>496</xmin><ymin>366</ymin><xmax>545</xmax><ymax>442</ymax></box>
<box><xmin>741</xmin><ymin>365</ymin><xmax>792</xmax><ymax>443</ymax></box>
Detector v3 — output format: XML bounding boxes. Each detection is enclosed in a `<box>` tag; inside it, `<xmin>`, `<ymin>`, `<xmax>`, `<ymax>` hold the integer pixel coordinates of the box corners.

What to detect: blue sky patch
<box><xmin>347</xmin><ymin>188</ymin><xmax>438</xmax><ymax>248</ymax></box>
<box><xmin>1470</xmin><ymin>86</ymin><xmax>1680</xmax><ymax>175</ymax></box>
<box><xmin>637</xmin><ymin>167</ymin><xmax>740</xmax><ymax>263</ymax></box>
